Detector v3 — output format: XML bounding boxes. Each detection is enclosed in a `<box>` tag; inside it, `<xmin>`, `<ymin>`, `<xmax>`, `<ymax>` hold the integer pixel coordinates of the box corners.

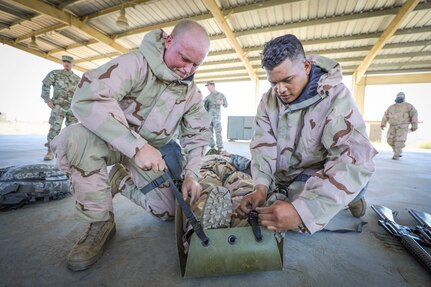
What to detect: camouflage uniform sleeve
<box><xmin>72</xmin><ymin>52</ymin><xmax>148</xmax><ymax>158</ymax></box>
<box><xmin>380</xmin><ymin>108</ymin><xmax>389</xmax><ymax>127</ymax></box>
<box><xmin>291</xmin><ymin>94</ymin><xmax>377</xmax><ymax>234</ymax></box>
<box><xmin>41</xmin><ymin>71</ymin><xmax>55</xmax><ymax>103</ymax></box>
<box><xmin>221</xmin><ymin>93</ymin><xmax>228</xmax><ymax>108</ymax></box>
<box><xmin>180</xmin><ymin>86</ymin><xmax>211</xmax><ymax>180</ymax></box>
<box><xmin>250</xmin><ymin>94</ymin><xmax>277</xmax><ymax>188</ymax></box>
<box><xmin>409</xmin><ymin>104</ymin><xmax>418</xmax><ymax>130</ymax></box>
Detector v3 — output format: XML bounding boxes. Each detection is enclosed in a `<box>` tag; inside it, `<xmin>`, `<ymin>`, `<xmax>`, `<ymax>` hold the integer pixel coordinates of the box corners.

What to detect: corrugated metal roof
<box><xmin>0</xmin><ymin>0</ymin><xmax>429</xmax><ymax>82</ymax></box>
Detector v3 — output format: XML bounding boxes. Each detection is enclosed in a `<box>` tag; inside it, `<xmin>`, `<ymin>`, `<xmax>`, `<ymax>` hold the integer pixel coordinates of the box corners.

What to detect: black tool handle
<box><xmin>400</xmin><ymin>235</ymin><xmax>431</xmax><ymax>274</ymax></box>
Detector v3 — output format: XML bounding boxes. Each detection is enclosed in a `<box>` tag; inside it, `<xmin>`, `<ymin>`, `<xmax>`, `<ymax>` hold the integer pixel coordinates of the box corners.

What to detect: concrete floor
<box><xmin>0</xmin><ymin>135</ymin><xmax>430</xmax><ymax>287</ymax></box>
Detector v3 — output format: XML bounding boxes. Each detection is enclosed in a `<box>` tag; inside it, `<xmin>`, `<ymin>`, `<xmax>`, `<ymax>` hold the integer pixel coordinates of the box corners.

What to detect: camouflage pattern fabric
<box><xmin>204</xmin><ymin>91</ymin><xmax>227</xmax><ymax>149</ymax></box>
<box><xmin>251</xmin><ymin>55</ymin><xmax>377</xmax><ymax>234</ymax></box>
<box><xmin>381</xmin><ymin>102</ymin><xmax>418</xmax><ymax>157</ymax></box>
<box><xmin>190</xmin><ymin>154</ymin><xmax>254</xmax><ymax>229</ymax></box>
<box><xmin>41</xmin><ymin>70</ymin><xmax>80</xmax><ymax>144</ymax></box>
<box><xmin>51</xmin><ymin>29</ymin><xmax>210</xmax><ymax>223</ymax></box>
<box><xmin>47</xmin><ymin>105</ymin><xmax>78</xmax><ymax>144</ymax></box>
<box><xmin>0</xmin><ymin>164</ymin><xmax>70</xmax><ymax>210</ymax></box>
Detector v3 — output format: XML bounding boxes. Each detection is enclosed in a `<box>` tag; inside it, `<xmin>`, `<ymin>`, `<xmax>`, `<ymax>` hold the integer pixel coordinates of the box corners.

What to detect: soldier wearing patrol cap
<box><xmin>204</xmin><ymin>80</ymin><xmax>228</xmax><ymax>152</ymax></box>
<box><xmin>40</xmin><ymin>55</ymin><xmax>80</xmax><ymax>160</ymax></box>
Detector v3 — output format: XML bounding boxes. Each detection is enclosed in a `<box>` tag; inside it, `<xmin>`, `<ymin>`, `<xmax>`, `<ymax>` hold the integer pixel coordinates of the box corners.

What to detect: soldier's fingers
<box><xmin>236</xmin><ymin>205</ymin><xmax>250</xmax><ymax>217</ymax></box>
<box><xmin>256</xmin><ymin>205</ymin><xmax>272</xmax><ymax>214</ymax></box>
<box><xmin>266</xmin><ymin>225</ymin><xmax>277</xmax><ymax>232</ymax></box>
<box><xmin>260</xmin><ymin>219</ymin><xmax>278</xmax><ymax>229</ymax></box>
<box><xmin>258</xmin><ymin>214</ymin><xmax>276</xmax><ymax>227</ymax></box>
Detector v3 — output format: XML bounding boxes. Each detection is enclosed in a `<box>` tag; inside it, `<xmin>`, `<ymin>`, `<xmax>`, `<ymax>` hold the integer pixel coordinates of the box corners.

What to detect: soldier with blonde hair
<box><xmin>51</xmin><ymin>20</ymin><xmax>211</xmax><ymax>271</ymax></box>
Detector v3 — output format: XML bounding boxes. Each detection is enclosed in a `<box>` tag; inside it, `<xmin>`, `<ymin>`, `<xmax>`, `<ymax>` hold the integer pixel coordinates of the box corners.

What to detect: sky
<box><xmin>1</xmin><ymin>43</ymin><xmax>430</xmax><ymax>145</ymax></box>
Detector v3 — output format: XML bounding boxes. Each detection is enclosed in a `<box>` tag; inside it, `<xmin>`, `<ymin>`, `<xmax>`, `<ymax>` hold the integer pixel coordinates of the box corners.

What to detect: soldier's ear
<box><xmin>304</xmin><ymin>60</ymin><xmax>311</xmax><ymax>76</ymax></box>
<box><xmin>165</xmin><ymin>35</ymin><xmax>173</xmax><ymax>49</ymax></box>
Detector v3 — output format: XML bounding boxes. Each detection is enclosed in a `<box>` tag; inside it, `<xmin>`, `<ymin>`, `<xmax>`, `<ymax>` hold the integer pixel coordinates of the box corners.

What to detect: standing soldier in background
<box><xmin>204</xmin><ymin>81</ymin><xmax>228</xmax><ymax>153</ymax></box>
<box><xmin>381</xmin><ymin>92</ymin><xmax>418</xmax><ymax>160</ymax></box>
<box><xmin>41</xmin><ymin>55</ymin><xmax>80</xmax><ymax>161</ymax></box>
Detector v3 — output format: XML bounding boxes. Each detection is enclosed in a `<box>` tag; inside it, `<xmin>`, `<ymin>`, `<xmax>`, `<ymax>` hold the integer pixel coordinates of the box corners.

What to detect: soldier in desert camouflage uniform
<box><xmin>204</xmin><ymin>81</ymin><xmax>228</xmax><ymax>152</ymax></box>
<box><xmin>50</xmin><ymin>20</ymin><xmax>211</xmax><ymax>271</ymax></box>
<box><xmin>41</xmin><ymin>55</ymin><xmax>80</xmax><ymax>161</ymax></box>
<box><xmin>236</xmin><ymin>34</ymin><xmax>377</xmax><ymax>235</ymax></box>
<box><xmin>381</xmin><ymin>92</ymin><xmax>418</xmax><ymax>160</ymax></box>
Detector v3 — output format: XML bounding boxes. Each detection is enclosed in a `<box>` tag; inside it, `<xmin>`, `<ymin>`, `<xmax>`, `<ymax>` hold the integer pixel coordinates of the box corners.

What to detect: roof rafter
<box><xmin>113</xmin><ymin>0</ymin><xmax>304</xmax><ymax>39</ymax></box>
<box><xmin>201</xmin><ymin>50</ymin><xmax>431</xmax><ymax>68</ymax></box>
<box><xmin>207</xmin><ymin>39</ymin><xmax>431</xmax><ymax>57</ymax></box>
<box><xmin>12</xmin><ymin>0</ymin><xmax>129</xmax><ymax>53</ymax></box>
<box><xmin>353</xmin><ymin>0</ymin><xmax>421</xmax><ymax>84</ymax></box>
<box><xmin>112</xmin><ymin>2</ymin><xmax>431</xmax><ymax>41</ymax></box>
<box><xmin>0</xmin><ymin>35</ymin><xmax>86</xmax><ymax>72</ymax></box>
<box><xmin>15</xmin><ymin>23</ymin><xmax>68</xmax><ymax>42</ymax></box>
<box><xmin>57</xmin><ymin>0</ymin><xmax>84</xmax><ymax>10</ymax></box>
<box><xmin>74</xmin><ymin>52</ymin><xmax>121</xmax><ymax>63</ymax></box>
<box><xmin>203</xmin><ymin>0</ymin><xmax>256</xmax><ymax>82</ymax></box>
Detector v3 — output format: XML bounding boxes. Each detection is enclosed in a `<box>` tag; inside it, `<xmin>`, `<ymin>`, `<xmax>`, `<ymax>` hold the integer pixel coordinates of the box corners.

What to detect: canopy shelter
<box><xmin>1</xmin><ymin>0</ymin><xmax>430</xmax><ymax>111</ymax></box>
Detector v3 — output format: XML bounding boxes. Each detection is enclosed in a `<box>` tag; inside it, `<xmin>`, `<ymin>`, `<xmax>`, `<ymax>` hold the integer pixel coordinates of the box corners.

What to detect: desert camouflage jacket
<box><xmin>72</xmin><ymin>30</ymin><xmax>211</xmax><ymax>179</ymax></box>
<box><xmin>41</xmin><ymin>69</ymin><xmax>80</xmax><ymax>107</ymax></box>
<box><xmin>251</xmin><ymin>55</ymin><xmax>377</xmax><ymax>233</ymax></box>
<box><xmin>381</xmin><ymin>102</ymin><xmax>418</xmax><ymax>129</ymax></box>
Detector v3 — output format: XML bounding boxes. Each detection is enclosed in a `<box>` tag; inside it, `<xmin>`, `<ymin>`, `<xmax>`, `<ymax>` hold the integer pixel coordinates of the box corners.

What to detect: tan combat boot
<box><xmin>108</xmin><ymin>163</ymin><xmax>128</xmax><ymax>198</ymax></box>
<box><xmin>43</xmin><ymin>148</ymin><xmax>54</xmax><ymax>161</ymax></box>
<box><xmin>348</xmin><ymin>197</ymin><xmax>367</xmax><ymax>218</ymax></box>
<box><xmin>67</xmin><ymin>213</ymin><xmax>116</xmax><ymax>271</ymax></box>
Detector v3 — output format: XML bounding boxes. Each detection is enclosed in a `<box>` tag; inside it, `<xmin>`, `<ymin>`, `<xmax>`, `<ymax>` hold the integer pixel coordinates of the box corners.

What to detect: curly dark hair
<box><xmin>261</xmin><ymin>34</ymin><xmax>306</xmax><ymax>70</ymax></box>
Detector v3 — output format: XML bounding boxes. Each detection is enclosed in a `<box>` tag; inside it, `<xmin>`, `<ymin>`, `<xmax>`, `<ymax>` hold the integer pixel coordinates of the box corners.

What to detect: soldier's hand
<box><xmin>236</xmin><ymin>185</ymin><xmax>267</xmax><ymax>218</ymax></box>
<box><xmin>134</xmin><ymin>143</ymin><xmax>166</xmax><ymax>172</ymax></box>
<box><xmin>47</xmin><ymin>101</ymin><xmax>54</xmax><ymax>109</ymax></box>
<box><xmin>257</xmin><ymin>201</ymin><xmax>302</xmax><ymax>232</ymax></box>
<box><xmin>181</xmin><ymin>176</ymin><xmax>202</xmax><ymax>204</ymax></box>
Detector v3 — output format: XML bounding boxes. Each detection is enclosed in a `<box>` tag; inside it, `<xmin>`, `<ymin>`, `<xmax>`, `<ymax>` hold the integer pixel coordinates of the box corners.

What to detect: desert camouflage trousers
<box><xmin>209</xmin><ymin>115</ymin><xmax>223</xmax><ymax>149</ymax></box>
<box><xmin>47</xmin><ymin>105</ymin><xmax>78</xmax><ymax>144</ymax></box>
<box><xmin>386</xmin><ymin>124</ymin><xmax>409</xmax><ymax>156</ymax></box>
<box><xmin>51</xmin><ymin>124</ymin><xmax>177</xmax><ymax>223</ymax></box>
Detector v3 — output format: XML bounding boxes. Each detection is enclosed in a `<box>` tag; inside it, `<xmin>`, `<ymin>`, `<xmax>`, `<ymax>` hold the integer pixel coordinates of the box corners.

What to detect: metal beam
<box><xmin>202</xmin><ymin>49</ymin><xmax>431</xmax><ymax>68</ymax></box>
<box><xmin>113</xmin><ymin>0</ymin><xmax>304</xmax><ymax>39</ymax></box>
<box><xmin>203</xmin><ymin>0</ymin><xmax>257</xmax><ymax>82</ymax></box>
<box><xmin>15</xmin><ymin>24</ymin><xmax>67</xmax><ymax>42</ymax></box>
<box><xmin>234</xmin><ymin>2</ymin><xmax>431</xmax><ymax>38</ymax></box>
<box><xmin>198</xmin><ymin>60</ymin><xmax>430</xmax><ymax>75</ymax></box>
<box><xmin>207</xmin><ymin>39</ymin><xmax>431</xmax><ymax>58</ymax></box>
<box><xmin>82</xmin><ymin>0</ymin><xmax>153</xmax><ymax>20</ymax></box>
<box><xmin>47</xmin><ymin>39</ymin><xmax>99</xmax><ymax>55</ymax></box>
<box><xmin>57</xmin><ymin>0</ymin><xmax>83</xmax><ymax>10</ymax></box>
<box><xmin>74</xmin><ymin>52</ymin><xmax>121</xmax><ymax>64</ymax></box>
<box><xmin>12</xmin><ymin>0</ymin><xmax>129</xmax><ymax>54</ymax></box>
<box><xmin>343</xmin><ymin>60</ymin><xmax>431</xmax><ymax>70</ymax></box>
<box><xmin>0</xmin><ymin>35</ymin><xmax>86</xmax><ymax>72</ymax></box>
<box><xmin>353</xmin><ymin>0</ymin><xmax>421</xmax><ymax>84</ymax></box>
<box><xmin>87</xmin><ymin>0</ymin><xmax>302</xmax><ymax>22</ymax></box>
<box><xmin>113</xmin><ymin>14</ymin><xmax>212</xmax><ymax>39</ymax></box>
<box><xmin>362</xmin><ymin>73</ymin><xmax>431</xmax><ymax>85</ymax></box>
<box><xmin>0</xmin><ymin>3</ymin><xmax>34</xmax><ymax>19</ymax></box>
